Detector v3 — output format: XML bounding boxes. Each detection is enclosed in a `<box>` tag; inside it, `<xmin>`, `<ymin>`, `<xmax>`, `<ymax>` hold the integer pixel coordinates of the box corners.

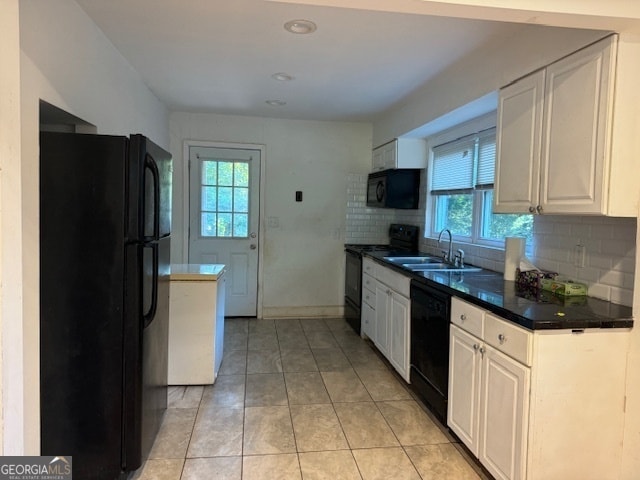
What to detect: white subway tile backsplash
<box><xmin>610</xmin><ymin>287</ymin><xmax>633</xmax><ymax>306</ymax></box>
<box><xmin>532</xmin><ymin>215</ymin><xmax>636</xmax><ymax>306</ymax></box>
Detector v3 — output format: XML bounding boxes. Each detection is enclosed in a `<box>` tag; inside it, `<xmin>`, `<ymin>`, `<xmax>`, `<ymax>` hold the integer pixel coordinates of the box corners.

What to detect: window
<box><xmin>200</xmin><ymin>159</ymin><xmax>249</xmax><ymax>237</ymax></box>
<box><xmin>429</xmin><ymin>127</ymin><xmax>532</xmax><ymax>245</ymax></box>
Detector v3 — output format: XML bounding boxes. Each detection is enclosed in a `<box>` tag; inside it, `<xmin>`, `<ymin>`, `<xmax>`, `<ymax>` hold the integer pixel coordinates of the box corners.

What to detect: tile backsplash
<box><xmin>345</xmin><ymin>173</ymin><xmax>636</xmax><ymax>306</ymax></box>
<box><xmin>345</xmin><ymin>173</ymin><xmax>395</xmax><ymax>244</ymax></box>
<box><xmin>529</xmin><ymin>215</ymin><xmax>636</xmax><ymax>306</ymax></box>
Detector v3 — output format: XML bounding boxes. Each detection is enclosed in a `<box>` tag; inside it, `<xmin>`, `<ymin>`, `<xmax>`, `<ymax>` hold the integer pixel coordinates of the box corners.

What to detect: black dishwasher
<box><xmin>410</xmin><ymin>280</ymin><xmax>451</xmax><ymax>422</ymax></box>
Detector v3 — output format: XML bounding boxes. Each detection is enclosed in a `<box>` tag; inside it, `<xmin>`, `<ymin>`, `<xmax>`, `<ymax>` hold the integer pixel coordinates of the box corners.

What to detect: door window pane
<box><xmin>202</xmin><ymin>161</ymin><xmax>217</xmax><ymax>185</ymax></box>
<box><xmin>234</xmin><ymin>163</ymin><xmax>249</xmax><ymax>187</ymax></box>
<box><xmin>234</xmin><ymin>188</ymin><xmax>249</xmax><ymax>213</ymax></box>
<box><xmin>201</xmin><ymin>213</ymin><xmax>216</xmax><ymax>237</ymax></box>
<box><xmin>202</xmin><ymin>186</ymin><xmax>217</xmax><ymax>211</ymax></box>
<box><xmin>217</xmin><ymin>213</ymin><xmax>233</xmax><ymax>237</ymax></box>
<box><xmin>199</xmin><ymin>159</ymin><xmax>251</xmax><ymax>238</ymax></box>
<box><xmin>218</xmin><ymin>187</ymin><xmax>233</xmax><ymax>212</ymax></box>
<box><xmin>218</xmin><ymin>162</ymin><xmax>233</xmax><ymax>186</ymax></box>
<box><xmin>233</xmin><ymin>213</ymin><xmax>248</xmax><ymax>237</ymax></box>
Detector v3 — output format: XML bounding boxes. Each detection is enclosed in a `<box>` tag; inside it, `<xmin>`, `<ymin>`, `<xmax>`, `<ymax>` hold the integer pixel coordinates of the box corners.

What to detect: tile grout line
<box><xmin>276</xmin><ymin>317</ymin><xmax>305</xmax><ymax>477</ymax></box>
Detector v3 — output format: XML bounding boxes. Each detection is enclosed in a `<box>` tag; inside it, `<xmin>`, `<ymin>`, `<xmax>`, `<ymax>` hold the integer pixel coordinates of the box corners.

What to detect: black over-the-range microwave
<box><xmin>366</xmin><ymin>169</ymin><xmax>421</xmax><ymax>209</ymax></box>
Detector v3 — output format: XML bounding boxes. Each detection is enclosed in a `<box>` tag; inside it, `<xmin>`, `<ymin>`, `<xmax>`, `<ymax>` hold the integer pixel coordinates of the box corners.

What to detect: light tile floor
<box><xmin>132</xmin><ymin>317</ymin><xmax>488</xmax><ymax>480</ymax></box>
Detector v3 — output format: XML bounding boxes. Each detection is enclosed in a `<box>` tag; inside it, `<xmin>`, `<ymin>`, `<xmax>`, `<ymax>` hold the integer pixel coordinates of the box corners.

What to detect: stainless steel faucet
<box><xmin>437</xmin><ymin>228</ymin><xmax>453</xmax><ymax>263</ymax></box>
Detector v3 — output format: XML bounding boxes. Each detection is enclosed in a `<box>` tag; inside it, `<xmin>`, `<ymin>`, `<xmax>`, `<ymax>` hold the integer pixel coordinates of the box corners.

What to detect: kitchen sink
<box><xmin>383</xmin><ymin>255</ymin><xmax>482</xmax><ymax>273</ymax></box>
<box><xmin>407</xmin><ymin>263</ymin><xmax>482</xmax><ymax>273</ymax></box>
<box><xmin>383</xmin><ymin>256</ymin><xmax>443</xmax><ymax>264</ymax></box>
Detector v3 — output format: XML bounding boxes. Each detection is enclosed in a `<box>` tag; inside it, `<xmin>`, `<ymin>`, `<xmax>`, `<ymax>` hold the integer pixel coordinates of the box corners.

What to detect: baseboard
<box><xmin>261</xmin><ymin>305</ymin><xmax>344</xmax><ymax>319</ymax></box>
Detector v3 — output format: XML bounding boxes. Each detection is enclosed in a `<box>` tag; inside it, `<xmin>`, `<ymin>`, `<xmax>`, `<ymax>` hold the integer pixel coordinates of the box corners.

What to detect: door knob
<box><xmin>250</xmin><ymin>244</ymin><xmax>257</xmax><ymax>250</ymax></box>
<box><xmin>250</xmin><ymin>232</ymin><xmax>257</xmax><ymax>238</ymax></box>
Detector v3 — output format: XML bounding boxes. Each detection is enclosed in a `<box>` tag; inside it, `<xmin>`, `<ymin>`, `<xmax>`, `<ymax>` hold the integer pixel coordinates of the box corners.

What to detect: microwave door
<box><xmin>375</xmin><ymin>180</ymin><xmax>385</xmax><ymax>203</ymax></box>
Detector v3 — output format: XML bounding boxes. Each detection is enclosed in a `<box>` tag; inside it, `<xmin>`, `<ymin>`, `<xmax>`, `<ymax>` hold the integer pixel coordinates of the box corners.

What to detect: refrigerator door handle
<box><xmin>142</xmin><ymin>243</ymin><xmax>159</xmax><ymax>328</ymax></box>
<box><xmin>144</xmin><ymin>153</ymin><xmax>160</xmax><ymax>241</ymax></box>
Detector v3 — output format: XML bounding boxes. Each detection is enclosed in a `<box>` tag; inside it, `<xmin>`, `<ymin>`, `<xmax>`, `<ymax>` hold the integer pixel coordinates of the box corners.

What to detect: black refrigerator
<box><xmin>39</xmin><ymin>132</ymin><xmax>172</xmax><ymax>479</ymax></box>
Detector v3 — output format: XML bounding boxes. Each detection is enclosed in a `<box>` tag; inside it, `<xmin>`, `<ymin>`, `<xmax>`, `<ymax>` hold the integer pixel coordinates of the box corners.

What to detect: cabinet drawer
<box><xmin>363</xmin><ymin>257</ymin><xmax>376</xmax><ymax>275</ymax></box>
<box><xmin>363</xmin><ymin>286</ymin><xmax>376</xmax><ymax>309</ymax></box>
<box><xmin>376</xmin><ymin>264</ymin><xmax>411</xmax><ymax>297</ymax></box>
<box><xmin>451</xmin><ymin>297</ymin><xmax>485</xmax><ymax>338</ymax></box>
<box><xmin>485</xmin><ymin>313</ymin><xmax>532</xmax><ymax>366</ymax></box>
<box><xmin>362</xmin><ymin>273</ymin><xmax>376</xmax><ymax>292</ymax></box>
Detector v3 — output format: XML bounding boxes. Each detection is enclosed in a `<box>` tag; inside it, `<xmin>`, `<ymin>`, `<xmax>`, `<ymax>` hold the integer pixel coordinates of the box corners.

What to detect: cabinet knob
<box><xmin>498</xmin><ymin>333</ymin><xmax>506</xmax><ymax>344</ymax></box>
<box><xmin>460</xmin><ymin>314</ymin><xmax>467</xmax><ymax>321</ymax></box>
<box><xmin>479</xmin><ymin>346</ymin><xmax>486</xmax><ymax>355</ymax></box>
<box><xmin>473</xmin><ymin>344</ymin><xmax>479</xmax><ymax>351</ymax></box>
<box><xmin>529</xmin><ymin>206</ymin><xmax>536</xmax><ymax>213</ymax></box>
<box><xmin>536</xmin><ymin>205</ymin><xmax>543</xmax><ymax>213</ymax></box>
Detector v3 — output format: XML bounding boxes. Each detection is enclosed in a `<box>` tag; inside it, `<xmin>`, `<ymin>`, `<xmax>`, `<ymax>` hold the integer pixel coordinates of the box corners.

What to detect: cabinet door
<box><xmin>479</xmin><ymin>346</ymin><xmax>530</xmax><ymax>480</ymax></box>
<box><xmin>361</xmin><ymin>301</ymin><xmax>375</xmax><ymax>341</ymax></box>
<box><xmin>372</xmin><ymin>146</ymin><xmax>385</xmax><ymax>171</ymax></box>
<box><xmin>382</xmin><ymin>142</ymin><xmax>397</xmax><ymax>170</ymax></box>
<box><xmin>540</xmin><ymin>36</ymin><xmax>615</xmax><ymax>214</ymax></box>
<box><xmin>448</xmin><ymin>325</ymin><xmax>482</xmax><ymax>456</ymax></box>
<box><xmin>388</xmin><ymin>291</ymin><xmax>410</xmax><ymax>381</ymax></box>
<box><xmin>374</xmin><ymin>282</ymin><xmax>390</xmax><ymax>356</ymax></box>
<box><xmin>494</xmin><ymin>70</ymin><xmax>544</xmax><ymax>214</ymax></box>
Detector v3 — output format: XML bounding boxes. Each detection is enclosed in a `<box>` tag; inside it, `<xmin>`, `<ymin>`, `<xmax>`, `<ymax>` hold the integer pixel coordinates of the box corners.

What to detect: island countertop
<box><xmin>170</xmin><ymin>264</ymin><xmax>226</xmax><ymax>281</ymax></box>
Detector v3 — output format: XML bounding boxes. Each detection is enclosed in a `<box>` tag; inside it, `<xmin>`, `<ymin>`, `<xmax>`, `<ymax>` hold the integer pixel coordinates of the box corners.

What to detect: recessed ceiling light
<box><xmin>272</xmin><ymin>72</ymin><xmax>295</xmax><ymax>82</ymax></box>
<box><xmin>265</xmin><ymin>100</ymin><xmax>287</xmax><ymax>107</ymax></box>
<box><xmin>284</xmin><ymin>19</ymin><xmax>317</xmax><ymax>34</ymax></box>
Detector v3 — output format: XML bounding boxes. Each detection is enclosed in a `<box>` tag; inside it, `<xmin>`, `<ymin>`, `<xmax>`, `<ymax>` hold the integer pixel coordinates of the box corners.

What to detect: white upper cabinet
<box><xmin>494</xmin><ymin>35</ymin><xmax>634</xmax><ymax>216</ymax></box>
<box><xmin>372</xmin><ymin>138</ymin><xmax>426</xmax><ymax>172</ymax></box>
<box><xmin>494</xmin><ymin>70</ymin><xmax>544</xmax><ymax>213</ymax></box>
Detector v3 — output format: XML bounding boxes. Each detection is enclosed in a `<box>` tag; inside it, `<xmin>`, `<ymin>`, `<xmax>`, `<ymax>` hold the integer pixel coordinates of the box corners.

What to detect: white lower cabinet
<box><xmin>448</xmin><ymin>325</ymin><xmax>482</xmax><ymax>455</ymax></box>
<box><xmin>450</xmin><ymin>324</ymin><xmax>529</xmax><ymax>480</ymax></box>
<box><xmin>374</xmin><ymin>282</ymin><xmax>391</xmax><ymax>356</ymax></box>
<box><xmin>388</xmin><ymin>290</ymin><xmax>410</xmax><ymax>380</ymax></box>
<box><xmin>361</xmin><ymin>258</ymin><xmax>411</xmax><ymax>382</ymax></box>
<box><xmin>479</xmin><ymin>342</ymin><xmax>530</xmax><ymax>480</ymax></box>
<box><xmin>449</xmin><ymin>297</ymin><xmax>629</xmax><ymax>480</ymax></box>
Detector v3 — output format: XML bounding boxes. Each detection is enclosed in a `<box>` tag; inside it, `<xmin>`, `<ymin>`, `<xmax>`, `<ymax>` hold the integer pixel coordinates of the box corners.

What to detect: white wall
<box><xmin>374</xmin><ymin>25</ymin><xmax>605</xmax><ymax>146</ymax></box>
<box><xmin>170</xmin><ymin>112</ymin><xmax>372</xmax><ymax>318</ymax></box>
<box><xmin>18</xmin><ymin>0</ymin><xmax>170</xmax><ymax>454</ymax></box>
<box><xmin>1</xmin><ymin>0</ymin><xmax>24</xmax><ymax>455</ymax></box>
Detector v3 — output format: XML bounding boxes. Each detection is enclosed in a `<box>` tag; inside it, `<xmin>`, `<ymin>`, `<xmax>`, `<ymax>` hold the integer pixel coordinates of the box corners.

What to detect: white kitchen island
<box><xmin>168</xmin><ymin>263</ymin><xmax>226</xmax><ymax>385</ymax></box>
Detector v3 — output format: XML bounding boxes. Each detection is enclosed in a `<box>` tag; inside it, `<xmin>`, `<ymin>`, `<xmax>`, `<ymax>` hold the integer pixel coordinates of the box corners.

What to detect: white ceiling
<box><xmin>75</xmin><ymin>0</ymin><xmax>524</xmax><ymax>122</ymax></box>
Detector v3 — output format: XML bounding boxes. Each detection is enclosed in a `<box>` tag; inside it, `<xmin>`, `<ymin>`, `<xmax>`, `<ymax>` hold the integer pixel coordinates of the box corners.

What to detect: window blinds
<box><xmin>430</xmin><ymin>127</ymin><xmax>496</xmax><ymax>195</ymax></box>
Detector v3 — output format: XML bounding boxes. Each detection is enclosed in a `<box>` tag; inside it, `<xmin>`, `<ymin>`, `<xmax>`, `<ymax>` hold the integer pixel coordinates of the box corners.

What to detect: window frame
<box><xmin>425</xmin><ymin>112</ymin><xmax>507</xmax><ymax>249</ymax></box>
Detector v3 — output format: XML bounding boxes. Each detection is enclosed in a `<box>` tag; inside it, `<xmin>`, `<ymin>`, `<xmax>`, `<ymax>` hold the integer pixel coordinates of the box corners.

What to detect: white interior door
<box><xmin>188</xmin><ymin>145</ymin><xmax>260</xmax><ymax>316</ymax></box>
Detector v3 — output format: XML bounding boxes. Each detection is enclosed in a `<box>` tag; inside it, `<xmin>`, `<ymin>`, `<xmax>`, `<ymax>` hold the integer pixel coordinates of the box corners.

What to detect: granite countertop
<box><xmin>363</xmin><ymin>250</ymin><xmax>633</xmax><ymax>331</ymax></box>
<box><xmin>170</xmin><ymin>264</ymin><xmax>226</xmax><ymax>281</ymax></box>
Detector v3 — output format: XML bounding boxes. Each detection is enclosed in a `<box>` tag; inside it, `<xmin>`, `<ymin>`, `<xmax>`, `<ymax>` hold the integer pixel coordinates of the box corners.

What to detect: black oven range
<box><xmin>343</xmin><ymin>224</ymin><xmax>419</xmax><ymax>335</ymax></box>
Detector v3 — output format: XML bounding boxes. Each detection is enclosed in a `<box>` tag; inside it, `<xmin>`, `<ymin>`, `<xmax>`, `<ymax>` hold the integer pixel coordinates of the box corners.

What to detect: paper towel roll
<box><xmin>504</xmin><ymin>237</ymin><xmax>525</xmax><ymax>281</ymax></box>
